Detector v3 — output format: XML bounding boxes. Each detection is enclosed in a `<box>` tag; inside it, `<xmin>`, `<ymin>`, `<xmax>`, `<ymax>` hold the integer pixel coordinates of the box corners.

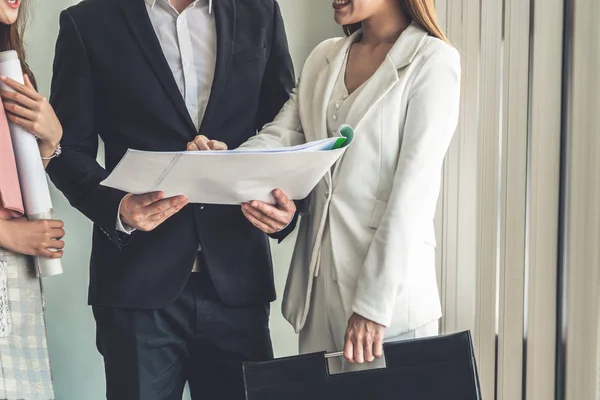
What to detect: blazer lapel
<box><xmin>342</xmin><ymin>58</ymin><xmax>399</xmax><ymax>132</ymax></box>
<box><xmin>331</xmin><ymin>22</ymin><xmax>429</xmax><ymax>184</ymax></box>
<box><xmin>119</xmin><ymin>0</ymin><xmax>196</xmax><ymax>134</ymax></box>
<box><xmin>200</xmin><ymin>0</ymin><xmax>235</xmax><ymax>133</ymax></box>
<box><xmin>343</xmin><ymin>22</ymin><xmax>429</xmax><ymax>132</ymax></box>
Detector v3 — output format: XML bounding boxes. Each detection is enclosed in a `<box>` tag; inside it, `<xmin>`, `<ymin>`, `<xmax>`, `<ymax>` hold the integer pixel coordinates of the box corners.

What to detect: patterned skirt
<box><xmin>0</xmin><ymin>248</ymin><xmax>54</xmax><ymax>399</ymax></box>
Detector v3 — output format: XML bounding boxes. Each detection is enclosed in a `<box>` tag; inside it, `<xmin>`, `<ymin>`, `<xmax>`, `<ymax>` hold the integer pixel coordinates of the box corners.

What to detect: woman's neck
<box><xmin>360</xmin><ymin>4</ymin><xmax>410</xmax><ymax>46</ymax></box>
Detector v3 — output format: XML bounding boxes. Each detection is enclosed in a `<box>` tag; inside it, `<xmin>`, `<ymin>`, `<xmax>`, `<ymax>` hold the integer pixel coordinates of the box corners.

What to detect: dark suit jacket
<box><xmin>47</xmin><ymin>0</ymin><xmax>297</xmax><ymax>309</ymax></box>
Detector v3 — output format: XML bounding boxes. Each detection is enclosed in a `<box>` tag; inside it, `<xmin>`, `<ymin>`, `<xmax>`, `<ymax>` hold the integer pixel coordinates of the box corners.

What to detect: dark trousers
<box><xmin>92</xmin><ymin>261</ymin><xmax>273</xmax><ymax>400</ymax></box>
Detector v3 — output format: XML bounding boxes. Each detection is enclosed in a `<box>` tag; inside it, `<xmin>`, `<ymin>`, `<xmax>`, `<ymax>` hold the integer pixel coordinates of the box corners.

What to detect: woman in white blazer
<box><xmin>188</xmin><ymin>0</ymin><xmax>461</xmax><ymax>373</ymax></box>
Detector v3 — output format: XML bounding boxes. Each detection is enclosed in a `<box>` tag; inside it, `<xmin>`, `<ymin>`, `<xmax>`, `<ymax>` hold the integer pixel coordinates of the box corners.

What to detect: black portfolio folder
<box><xmin>243</xmin><ymin>330</ymin><xmax>481</xmax><ymax>400</ymax></box>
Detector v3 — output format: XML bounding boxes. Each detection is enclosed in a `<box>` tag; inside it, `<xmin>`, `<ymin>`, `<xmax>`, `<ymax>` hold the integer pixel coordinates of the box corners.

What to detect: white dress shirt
<box><xmin>116</xmin><ymin>0</ymin><xmax>217</xmax><ymax>238</ymax></box>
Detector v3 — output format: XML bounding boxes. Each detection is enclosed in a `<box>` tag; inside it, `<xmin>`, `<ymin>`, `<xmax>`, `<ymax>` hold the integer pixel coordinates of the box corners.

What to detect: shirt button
<box><xmin>335</xmin><ymin>103</ymin><xmax>340</xmax><ymax>109</ymax></box>
<box><xmin>325</xmin><ymin>190</ymin><xmax>330</xmax><ymax>197</ymax></box>
<box><xmin>332</xmin><ymin>114</ymin><xmax>337</xmax><ymax>121</ymax></box>
<box><xmin>185</xmin><ymin>61</ymin><xmax>191</xmax><ymax>67</ymax></box>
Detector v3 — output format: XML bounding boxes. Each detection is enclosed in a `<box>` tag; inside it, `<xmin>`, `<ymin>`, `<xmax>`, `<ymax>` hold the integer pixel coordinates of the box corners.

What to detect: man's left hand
<box><xmin>241</xmin><ymin>189</ymin><xmax>296</xmax><ymax>234</ymax></box>
<box><xmin>343</xmin><ymin>313</ymin><xmax>386</xmax><ymax>364</ymax></box>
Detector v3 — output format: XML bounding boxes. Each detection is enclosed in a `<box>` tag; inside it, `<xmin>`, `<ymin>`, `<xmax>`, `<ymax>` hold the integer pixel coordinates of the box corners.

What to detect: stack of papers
<box><xmin>100</xmin><ymin>125</ymin><xmax>354</xmax><ymax>205</ymax></box>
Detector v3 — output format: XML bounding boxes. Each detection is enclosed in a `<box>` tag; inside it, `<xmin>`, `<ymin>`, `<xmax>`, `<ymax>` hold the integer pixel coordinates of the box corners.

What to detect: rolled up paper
<box><xmin>0</xmin><ymin>51</ymin><xmax>62</xmax><ymax>277</ymax></box>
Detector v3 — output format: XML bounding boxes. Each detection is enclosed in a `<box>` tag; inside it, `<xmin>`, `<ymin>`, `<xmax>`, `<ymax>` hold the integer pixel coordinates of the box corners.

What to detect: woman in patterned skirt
<box><xmin>0</xmin><ymin>0</ymin><xmax>65</xmax><ymax>398</ymax></box>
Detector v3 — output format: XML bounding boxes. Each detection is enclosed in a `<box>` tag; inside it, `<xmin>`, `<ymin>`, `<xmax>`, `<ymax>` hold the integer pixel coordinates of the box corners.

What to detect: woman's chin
<box><xmin>0</xmin><ymin>5</ymin><xmax>19</xmax><ymax>25</ymax></box>
<box><xmin>0</xmin><ymin>16</ymin><xmax>17</xmax><ymax>26</ymax></box>
<box><xmin>334</xmin><ymin>15</ymin><xmax>355</xmax><ymax>27</ymax></box>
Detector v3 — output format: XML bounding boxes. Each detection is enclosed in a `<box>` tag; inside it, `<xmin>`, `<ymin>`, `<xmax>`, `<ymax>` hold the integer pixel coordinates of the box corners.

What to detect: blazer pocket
<box><xmin>368</xmin><ymin>200</ymin><xmax>388</xmax><ymax>229</ymax></box>
<box><xmin>233</xmin><ymin>47</ymin><xmax>267</xmax><ymax>64</ymax></box>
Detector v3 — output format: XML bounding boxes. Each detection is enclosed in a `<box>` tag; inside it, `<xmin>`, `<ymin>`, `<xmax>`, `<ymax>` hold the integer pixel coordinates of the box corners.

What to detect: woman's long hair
<box><xmin>0</xmin><ymin>0</ymin><xmax>36</xmax><ymax>89</ymax></box>
<box><xmin>343</xmin><ymin>0</ymin><xmax>449</xmax><ymax>44</ymax></box>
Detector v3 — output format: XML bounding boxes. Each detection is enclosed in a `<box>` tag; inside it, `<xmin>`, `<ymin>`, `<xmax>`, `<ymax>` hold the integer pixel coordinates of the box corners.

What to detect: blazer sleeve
<box><xmin>351</xmin><ymin>47</ymin><xmax>461</xmax><ymax>327</ymax></box>
<box><xmin>46</xmin><ymin>10</ymin><xmax>129</xmax><ymax>249</ymax></box>
<box><xmin>248</xmin><ymin>80</ymin><xmax>305</xmax><ymax>243</ymax></box>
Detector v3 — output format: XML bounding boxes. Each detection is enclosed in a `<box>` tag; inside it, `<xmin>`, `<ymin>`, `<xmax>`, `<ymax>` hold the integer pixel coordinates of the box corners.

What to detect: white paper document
<box><xmin>101</xmin><ymin>126</ymin><xmax>354</xmax><ymax>205</ymax></box>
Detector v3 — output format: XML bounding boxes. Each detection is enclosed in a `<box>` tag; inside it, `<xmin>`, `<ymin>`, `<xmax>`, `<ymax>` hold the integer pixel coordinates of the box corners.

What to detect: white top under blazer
<box><xmin>240</xmin><ymin>22</ymin><xmax>461</xmax><ymax>338</ymax></box>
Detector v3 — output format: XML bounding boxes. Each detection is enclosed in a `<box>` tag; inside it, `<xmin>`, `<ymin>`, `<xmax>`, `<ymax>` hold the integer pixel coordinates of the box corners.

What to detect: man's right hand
<box><xmin>119</xmin><ymin>191</ymin><xmax>189</xmax><ymax>232</ymax></box>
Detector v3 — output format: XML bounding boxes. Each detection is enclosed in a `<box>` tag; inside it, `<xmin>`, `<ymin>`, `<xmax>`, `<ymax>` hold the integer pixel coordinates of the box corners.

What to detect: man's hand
<box><xmin>241</xmin><ymin>189</ymin><xmax>296</xmax><ymax>234</ymax></box>
<box><xmin>186</xmin><ymin>135</ymin><xmax>227</xmax><ymax>151</ymax></box>
<box><xmin>119</xmin><ymin>191</ymin><xmax>189</xmax><ymax>232</ymax></box>
<box><xmin>343</xmin><ymin>313</ymin><xmax>386</xmax><ymax>364</ymax></box>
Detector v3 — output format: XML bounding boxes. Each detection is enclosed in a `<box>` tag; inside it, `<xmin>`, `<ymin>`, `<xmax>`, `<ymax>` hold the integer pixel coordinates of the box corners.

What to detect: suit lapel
<box><xmin>200</xmin><ymin>0</ymin><xmax>235</xmax><ymax>133</ymax></box>
<box><xmin>330</xmin><ymin>58</ymin><xmax>399</xmax><ymax>184</ymax></box>
<box><xmin>330</xmin><ymin>23</ymin><xmax>429</xmax><ymax>184</ymax></box>
<box><xmin>343</xmin><ymin>57</ymin><xmax>399</xmax><ymax>132</ymax></box>
<box><xmin>119</xmin><ymin>0</ymin><xmax>196</xmax><ymax>134</ymax></box>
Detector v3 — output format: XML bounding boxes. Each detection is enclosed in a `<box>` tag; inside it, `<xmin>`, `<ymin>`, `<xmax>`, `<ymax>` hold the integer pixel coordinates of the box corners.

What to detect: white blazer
<box><xmin>240</xmin><ymin>22</ymin><xmax>461</xmax><ymax>338</ymax></box>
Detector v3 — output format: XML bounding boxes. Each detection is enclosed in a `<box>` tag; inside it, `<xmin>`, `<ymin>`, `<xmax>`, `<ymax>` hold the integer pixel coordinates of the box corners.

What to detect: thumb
<box><xmin>273</xmin><ymin>189</ymin><xmax>289</xmax><ymax>207</ymax></box>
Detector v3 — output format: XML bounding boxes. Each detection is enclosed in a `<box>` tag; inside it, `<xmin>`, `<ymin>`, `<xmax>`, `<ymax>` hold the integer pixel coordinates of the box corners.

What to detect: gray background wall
<box><xmin>23</xmin><ymin>1</ymin><xmax>340</xmax><ymax>398</ymax></box>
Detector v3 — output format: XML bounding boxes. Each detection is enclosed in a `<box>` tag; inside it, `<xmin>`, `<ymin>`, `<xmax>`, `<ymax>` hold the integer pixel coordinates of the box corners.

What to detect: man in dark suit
<box><xmin>46</xmin><ymin>0</ymin><xmax>297</xmax><ymax>398</ymax></box>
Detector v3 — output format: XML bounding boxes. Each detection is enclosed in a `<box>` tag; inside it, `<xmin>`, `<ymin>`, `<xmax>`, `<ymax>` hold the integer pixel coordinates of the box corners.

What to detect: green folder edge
<box><xmin>331</xmin><ymin>124</ymin><xmax>354</xmax><ymax>150</ymax></box>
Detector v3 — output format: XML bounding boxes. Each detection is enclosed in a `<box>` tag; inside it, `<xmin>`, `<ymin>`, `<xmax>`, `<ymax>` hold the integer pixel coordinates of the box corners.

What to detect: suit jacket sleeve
<box><xmin>351</xmin><ymin>47</ymin><xmax>461</xmax><ymax>327</ymax></box>
<box><xmin>46</xmin><ymin>10</ymin><xmax>129</xmax><ymax>249</ymax></box>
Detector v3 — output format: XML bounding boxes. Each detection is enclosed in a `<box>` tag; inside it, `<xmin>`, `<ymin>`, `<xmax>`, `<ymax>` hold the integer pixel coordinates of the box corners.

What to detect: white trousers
<box><xmin>298</xmin><ymin>226</ymin><xmax>439</xmax><ymax>374</ymax></box>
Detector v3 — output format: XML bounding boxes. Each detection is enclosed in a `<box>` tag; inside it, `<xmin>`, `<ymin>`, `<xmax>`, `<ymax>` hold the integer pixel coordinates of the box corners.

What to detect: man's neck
<box><xmin>169</xmin><ymin>0</ymin><xmax>194</xmax><ymax>14</ymax></box>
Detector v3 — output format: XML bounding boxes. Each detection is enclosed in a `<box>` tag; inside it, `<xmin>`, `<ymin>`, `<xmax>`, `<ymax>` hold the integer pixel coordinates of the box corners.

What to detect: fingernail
<box><xmin>0</xmin><ymin>76</ymin><xmax>6</xmax><ymax>81</ymax></box>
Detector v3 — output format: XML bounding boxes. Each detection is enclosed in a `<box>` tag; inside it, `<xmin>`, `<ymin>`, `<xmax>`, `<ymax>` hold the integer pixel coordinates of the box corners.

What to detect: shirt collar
<box><xmin>145</xmin><ymin>0</ymin><xmax>207</xmax><ymax>10</ymax></box>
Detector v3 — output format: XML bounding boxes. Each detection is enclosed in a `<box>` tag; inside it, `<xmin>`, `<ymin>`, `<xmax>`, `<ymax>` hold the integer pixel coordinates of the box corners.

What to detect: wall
<box><xmin>24</xmin><ymin>0</ymin><xmax>340</xmax><ymax>398</ymax></box>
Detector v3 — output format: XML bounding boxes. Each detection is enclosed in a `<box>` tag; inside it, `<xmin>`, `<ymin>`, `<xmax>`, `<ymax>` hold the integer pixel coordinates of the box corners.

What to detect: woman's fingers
<box><xmin>6</xmin><ymin>113</ymin><xmax>36</xmax><ymax>132</ymax></box>
<box><xmin>23</xmin><ymin>74</ymin><xmax>35</xmax><ymax>90</ymax></box>
<box><xmin>50</xmin><ymin>228</ymin><xmax>66</xmax><ymax>240</ymax></box>
<box><xmin>364</xmin><ymin>334</ymin><xmax>375</xmax><ymax>362</ymax></box>
<box><xmin>373</xmin><ymin>331</ymin><xmax>384</xmax><ymax>359</ymax></box>
<box><xmin>0</xmin><ymin>76</ymin><xmax>43</xmax><ymax>101</ymax></box>
<box><xmin>38</xmin><ymin>249</ymin><xmax>64</xmax><ymax>259</ymax></box>
<box><xmin>3</xmin><ymin>100</ymin><xmax>37</xmax><ymax>121</ymax></box>
<box><xmin>48</xmin><ymin>240</ymin><xmax>65</xmax><ymax>250</ymax></box>
<box><xmin>0</xmin><ymin>89</ymin><xmax>38</xmax><ymax>110</ymax></box>
<box><xmin>343</xmin><ymin>334</ymin><xmax>355</xmax><ymax>364</ymax></box>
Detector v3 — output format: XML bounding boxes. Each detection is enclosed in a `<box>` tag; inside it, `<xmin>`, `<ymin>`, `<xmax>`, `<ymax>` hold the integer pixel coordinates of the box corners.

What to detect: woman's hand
<box><xmin>186</xmin><ymin>135</ymin><xmax>227</xmax><ymax>151</ymax></box>
<box><xmin>0</xmin><ymin>75</ymin><xmax>62</xmax><ymax>158</ymax></box>
<box><xmin>0</xmin><ymin>218</ymin><xmax>65</xmax><ymax>258</ymax></box>
<box><xmin>242</xmin><ymin>190</ymin><xmax>296</xmax><ymax>234</ymax></box>
<box><xmin>343</xmin><ymin>313</ymin><xmax>386</xmax><ymax>364</ymax></box>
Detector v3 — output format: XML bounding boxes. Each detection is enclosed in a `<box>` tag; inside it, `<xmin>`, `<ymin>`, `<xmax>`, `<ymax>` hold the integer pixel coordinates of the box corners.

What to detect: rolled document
<box><xmin>0</xmin><ymin>51</ymin><xmax>62</xmax><ymax>277</ymax></box>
